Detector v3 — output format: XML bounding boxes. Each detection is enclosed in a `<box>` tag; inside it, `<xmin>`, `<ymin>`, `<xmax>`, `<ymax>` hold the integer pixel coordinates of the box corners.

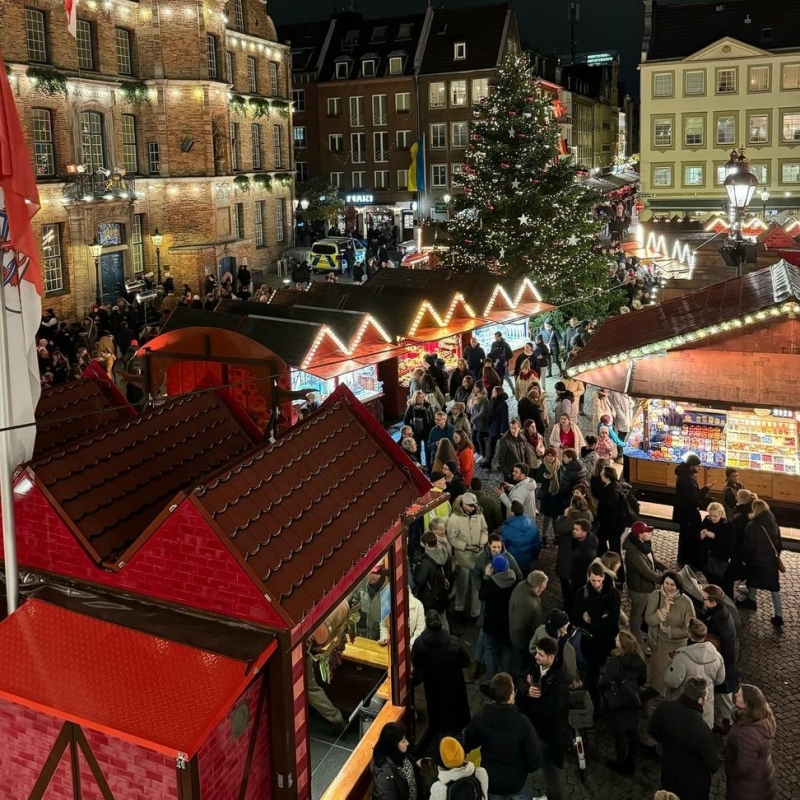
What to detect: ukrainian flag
<box><xmin>407</xmin><ymin>137</ymin><xmax>425</xmax><ymax>192</ymax></box>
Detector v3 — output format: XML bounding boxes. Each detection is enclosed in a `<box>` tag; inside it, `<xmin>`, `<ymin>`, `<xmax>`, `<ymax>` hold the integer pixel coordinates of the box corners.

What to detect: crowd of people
<box><xmin>370</xmin><ymin>329</ymin><xmax>780</xmax><ymax>800</ymax></box>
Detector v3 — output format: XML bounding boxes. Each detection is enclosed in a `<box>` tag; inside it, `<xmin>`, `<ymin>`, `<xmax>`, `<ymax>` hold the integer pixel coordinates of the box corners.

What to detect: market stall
<box><xmin>2</xmin><ymin>385</ymin><xmax>437</xmax><ymax>800</ymax></box>
<box><xmin>567</xmin><ymin>260</ymin><xmax>800</xmax><ymax>527</ymax></box>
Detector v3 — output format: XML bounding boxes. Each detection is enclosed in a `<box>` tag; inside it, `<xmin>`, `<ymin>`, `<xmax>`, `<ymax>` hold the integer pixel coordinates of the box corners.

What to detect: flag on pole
<box><xmin>0</xmin><ymin>48</ymin><xmax>43</xmax><ymax>467</ymax></box>
<box><xmin>407</xmin><ymin>137</ymin><xmax>425</xmax><ymax>192</ymax></box>
<box><xmin>65</xmin><ymin>0</ymin><xmax>78</xmax><ymax>38</ymax></box>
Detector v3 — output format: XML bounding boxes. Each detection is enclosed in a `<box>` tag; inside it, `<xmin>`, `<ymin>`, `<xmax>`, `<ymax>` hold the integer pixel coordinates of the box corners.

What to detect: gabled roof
<box><xmin>647</xmin><ymin>0</ymin><xmax>800</xmax><ymax>61</ymax></box>
<box><xmin>570</xmin><ymin>261</ymin><xmax>800</xmax><ymax>372</ymax></box>
<box><xmin>317</xmin><ymin>13</ymin><xmax>426</xmax><ymax>81</ymax></box>
<box><xmin>31</xmin><ymin>390</ymin><xmax>260</xmax><ymax>566</ymax></box>
<box><xmin>33</xmin><ymin>362</ymin><xmax>136</xmax><ymax>457</ymax></box>
<box><xmin>418</xmin><ymin>4</ymin><xmax>510</xmax><ymax>75</ymax></box>
<box><xmin>0</xmin><ymin>599</ymin><xmax>274</xmax><ymax>758</ymax></box>
<box><xmin>194</xmin><ymin>385</ymin><xmax>429</xmax><ymax>627</ymax></box>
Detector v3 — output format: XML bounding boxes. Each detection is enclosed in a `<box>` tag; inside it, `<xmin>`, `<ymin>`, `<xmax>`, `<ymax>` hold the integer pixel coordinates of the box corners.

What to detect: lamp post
<box><xmin>722</xmin><ymin>149</ymin><xmax>758</xmax><ymax>278</ymax></box>
<box><xmin>89</xmin><ymin>237</ymin><xmax>103</xmax><ymax>306</ymax></box>
<box><xmin>150</xmin><ymin>228</ymin><xmax>164</xmax><ymax>285</ymax></box>
<box><xmin>443</xmin><ymin>193</ymin><xmax>451</xmax><ymax>221</ymax></box>
<box><xmin>760</xmin><ymin>189</ymin><xmax>770</xmax><ymax>220</ymax></box>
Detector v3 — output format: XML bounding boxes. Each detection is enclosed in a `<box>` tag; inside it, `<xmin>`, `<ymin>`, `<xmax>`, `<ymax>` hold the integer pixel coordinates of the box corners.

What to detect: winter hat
<box><xmin>545</xmin><ymin>609</ymin><xmax>570</xmax><ymax>637</ymax></box>
<box><xmin>491</xmin><ymin>554</ymin><xmax>509</xmax><ymax>573</ymax></box>
<box><xmin>460</xmin><ymin>492</ymin><xmax>477</xmax><ymax>506</ymax></box>
<box><xmin>439</xmin><ymin>737</ymin><xmax>465</xmax><ymax>769</ymax></box>
<box><xmin>630</xmin><ymin>521</ymin><xmax>654</xmax><ymax>537</ymax></box>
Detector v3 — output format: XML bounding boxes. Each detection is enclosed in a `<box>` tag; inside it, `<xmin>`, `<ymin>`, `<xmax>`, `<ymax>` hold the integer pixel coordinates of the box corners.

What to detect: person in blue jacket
<box><xmin>501</xmin><ymin>499</ymin><xmax>541</xmax><ymax>574</ymax></box>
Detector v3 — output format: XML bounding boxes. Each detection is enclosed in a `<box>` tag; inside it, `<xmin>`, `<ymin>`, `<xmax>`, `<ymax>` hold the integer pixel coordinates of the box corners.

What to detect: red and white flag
<box><xmin>0</xmin><ymin>48</ymin><xmax>43</xmax><ymax>467</ymax></box>
<box><xmin>65</xmin><ymin>0</ymin><xmax>77</xmax><ymax>38</ymax></box>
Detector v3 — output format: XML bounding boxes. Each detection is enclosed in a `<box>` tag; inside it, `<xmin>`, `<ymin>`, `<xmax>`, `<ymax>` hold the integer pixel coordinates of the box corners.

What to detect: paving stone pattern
<box><xmin>421</xmin><ymin>385</ymin><xmax>798</xmax><ymax>800</ymax></box>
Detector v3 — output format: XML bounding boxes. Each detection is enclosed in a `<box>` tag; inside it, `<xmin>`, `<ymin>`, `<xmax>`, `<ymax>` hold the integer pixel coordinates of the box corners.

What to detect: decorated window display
<box><xmin>398</xmin><ymin>335</ymin><xmax>461</xmax><ymax>386</ymax></box>
<box><xmin>473</xmin><ymin>320</ymin><xmax>529</xmax><ymax>353</ymax></box>
<box><xmin>338</xmin><ymin>364</ymin><xmax>384</xmax><ymax>403</ymax></box>
<box><xmin>625</xmin><ymin>399</ymin><xmax>800</xmax><ymax>475</ymax></box>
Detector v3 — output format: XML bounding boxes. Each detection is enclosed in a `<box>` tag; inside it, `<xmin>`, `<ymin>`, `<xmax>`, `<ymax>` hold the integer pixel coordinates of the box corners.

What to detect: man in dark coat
<box><xmin>701</xmin><ymin>584</ymin><xmax>739</xmax><ymax>730</ymax></box>
<box><xmin>538</xmin><ymin>320</ymin><xmax>563</xmax><ymax>376</ymax></box>
<box><xmin>411</xmin><ymin>610</ymin><xmax>471</xmax><ymax>748</ymax></box>
<box><xmin>516</xmin><ymin>636</ymin><xmax>569</xmax><ymax>800</ymax></box>
<box><xmin>597</xmin><ymin>465</ymin><xmax>628</xmax><ymax>557</ymax></box>
<box><xmin>672</xmin><ymin>454</ymin><xmax>713</xmax><ymax>567</ymax></box>
<box><xmin>555</xmin><ymin>519</ymin><xmax>598</xmax><ymax>614</ymax></box>
<box><xmin>648</xmin><ymin>677</ymin><xmax>719</xmax><ymax>800</ymax></box>
<box><xmin>464</xmin><ymin>672</ymin><xmax>541</xmax><ymax>798</ymax></box>
<box><xmin>463</xmin><ymin>336</ymin><xmax>486</xmax><ymax>380</ymax></box>
<box><xmin>424</xmin><ymin>354</ymin><xmax>448</xmax><ymax>396</ymax></box>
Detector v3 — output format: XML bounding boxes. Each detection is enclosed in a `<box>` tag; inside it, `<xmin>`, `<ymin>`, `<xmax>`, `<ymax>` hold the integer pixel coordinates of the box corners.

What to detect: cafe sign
<box><xmin>346</xmin><ymin>194</ymin><xmax>374</xmax><ymax>205</ymax></box>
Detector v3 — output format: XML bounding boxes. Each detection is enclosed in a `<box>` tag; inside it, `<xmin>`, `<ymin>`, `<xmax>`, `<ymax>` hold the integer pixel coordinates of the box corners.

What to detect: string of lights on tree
<box><xmin>445</xmin><ymin>52</ymin><xmax>610</xmax><ymax>306</ymax></box>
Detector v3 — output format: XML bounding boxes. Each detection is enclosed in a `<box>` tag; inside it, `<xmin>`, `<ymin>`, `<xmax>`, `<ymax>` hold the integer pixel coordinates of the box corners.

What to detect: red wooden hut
<box><xmin>0</xmin><ymin>385</ymin><xmax>433</xmax><ymax>800</ymax></box>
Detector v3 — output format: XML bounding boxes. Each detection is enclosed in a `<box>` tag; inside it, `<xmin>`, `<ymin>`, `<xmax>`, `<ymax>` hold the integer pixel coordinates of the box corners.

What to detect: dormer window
<box><xmin>335</xmin><ymin>60</ymin><xmax>351</xmax><ymax>79</ymax></box>
<box><xmin>454</xmin><ymin>42</ymin><xmax>467</xmax><ymax>60</ymax></box>
<box><xmin>437</xmin><ymin>23</ymin><xmax>448</xmax><ymax>35</ymax></box>
<box><xmin>389</xmin><ymin>55</ymin><xmax>403</xmax><ymax>75</ymax></box>
<box><xmin>397</xmin><ymin>23</ymin><xmax>413</xmax><ymax>40</ymax></box>
<box><xmin>362</xmin><ymin>59</ymin><xmax>376</xmax><ymax>77</ymax></box>
<box><xmin>371</xmin><ymin>26</ymin><xmax>387</xmax><ymax>42</ymax></box>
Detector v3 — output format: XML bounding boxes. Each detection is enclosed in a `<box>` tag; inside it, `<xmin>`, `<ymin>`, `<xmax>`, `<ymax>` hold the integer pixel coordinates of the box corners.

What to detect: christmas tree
<box><xmin>445</xmin><ymin>52</ymin><xmax>609</xmax><ymax>304</ymax></box>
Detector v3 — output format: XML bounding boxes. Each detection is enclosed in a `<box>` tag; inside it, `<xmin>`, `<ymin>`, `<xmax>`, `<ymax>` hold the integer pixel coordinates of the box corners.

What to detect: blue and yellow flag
<box><xmin>407</xmin><ymin>138</ymin><xmax>425</xmax><ymax>192</ymax></box>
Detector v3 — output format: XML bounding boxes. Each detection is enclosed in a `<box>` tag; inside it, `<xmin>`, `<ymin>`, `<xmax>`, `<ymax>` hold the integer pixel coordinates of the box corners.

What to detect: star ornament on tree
<box><xmin>511</xmin><ymin>178</ymin><xmax>520</xmax><ymax>190</ymax></box>
<box><xmin>567</xmin><ymin>235</ymin><xmax>579</xmax><ymax>246</ymax></box>
<box><xmin>518</xmin><ymin>213</ymin><xmax>530</xmax><ymax>225</ymax></box>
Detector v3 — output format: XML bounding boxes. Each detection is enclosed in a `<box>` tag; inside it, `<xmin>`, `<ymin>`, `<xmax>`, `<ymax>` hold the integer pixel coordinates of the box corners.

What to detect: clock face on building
<box><xmin>231</xmin><ymin>701</ymin><xmax>250</xmax><ymax>739</ymax></box>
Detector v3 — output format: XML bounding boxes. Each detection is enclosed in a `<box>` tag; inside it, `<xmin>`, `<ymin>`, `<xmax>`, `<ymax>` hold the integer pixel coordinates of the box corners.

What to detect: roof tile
<box><xmin>32</xmin><ymin>391</ymin><xmax>258</xmax><ymax>564</ymax></box>
<box><xmin>196</xmin><ymin>387</ymin><xmax>426</xmax><ymax>625</ymax></box>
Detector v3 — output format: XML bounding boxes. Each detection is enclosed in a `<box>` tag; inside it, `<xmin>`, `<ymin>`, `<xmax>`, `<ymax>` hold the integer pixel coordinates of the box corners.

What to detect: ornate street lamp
<box><xmin>760</xmin><ymin>189</ymin><xmax>770</xmax><ymax>220</ymax></box>
<box><xmin>722</xmin><ymin>149</ymin><xmax>758</xmax><ymax>278</ymax></box>
<box><xmin>89</xmin><ymin>237</ymin><xmax>103</xmax><ymax>306</ymax></box>
<box><xmin>150</xmin><ymin>228</ymin><xmax>164</xmax><ymax>284</ymax></box>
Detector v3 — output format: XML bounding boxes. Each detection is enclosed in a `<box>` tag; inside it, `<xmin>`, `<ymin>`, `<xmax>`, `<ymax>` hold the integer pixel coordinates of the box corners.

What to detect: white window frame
<box><xmin>349</xmin><ymin>96</ymin><xmax>365</xmax><ymax>127</ymax></box>
<box><xmin>781</xmin><ymin>64</ymin><xmax>800</xmax><ymax>91</ymax></box>
<box><xmin>335</xmin><ymin>61</ymin><xmax>350</xmax><ymax>79</ymax></box>
<box><xmin>653</xmin><ymin>72</ymin><xmax>673</xmax><ymax>97</ymax></box>
<box><xmin>120</xmin><ymin>114</ymin><xmax>138</xmax><ymax>173</ymax></box>
<box><xmin>430</xmin><ymin>123</ymin><xmax>446</xmax><ymax>149</ymax></box>
<box><xmin>226</xmin><ymin>52</ymin><xmax>234</xmax><ymax>83</ymax></box>
<box><xmin>472</xmin><ymin>78</ymin><xmax>489</xmax><ymax>103</ymax></box>
<box><xmin>276</xmin><ymin>198</ymin><xmax>286</xmax><ymax>243</ymax></box>
<box><xmin>273</xmin><ymin>124</ymin><xmax>282</xmax><ymax>168</ymax></box>
<box><xmin>25</xmin><ymin>10</ymin><xmax>47</xmax><ymax>63</ymax></box>
<box><xmin>148</xmin><ymin>142</ymin><xmax>160</xmax><ymax>175</ymax></box>
<box><xmin>41</xmin><ymin>224</ymin><xmax>64</xmax><ymax>294</ymax></box>
<box><xmin>32</xmin><ymin>108</ymin><xmax>55</xmax><ymax>177</ymax></box>
<box><xmin>206</xmin><ymin>34</ymin><xmax>218</xmax><ymax>79</ymax></box>
<box><xmin>395</xmin><ymin>92</ymin><xmax>411</xmax><ymax>113</ymax></box>
<box><xmin>351</xmin><ymin>171</ymin><xmax>365</xmax><ymax>190</ymax></box>
<box><xmin>254</xmin><ymin>200</ymin><xmax>265</xmax><ymax>247</ymax></box>
<box><xmin>362</xmin><ymin>59</ymin><xmax>376</xmax><ymax>77</ymax></box>
<box><xmin>251</xmin><ymin>123</ymin><xmax>262</xmax><ymax>168</ymax></box>
<box><xmin>397</xmin><ymin>169</ymin><xmax>408</xmax><ymax>189</ymax></box>
<box><xmin>296</xmin><ymin>161</ymin><xmax>308</xmax><ymax>183</ymax></box>
<box><xmin>684</xmin><ymin>165</ymin><xmax>703</xmax><ymax>186</ymax></box>
<box><xmin>431</xmin><ymin>164</ymin><xmax>447</xmax><ymax>188</ymax></box>
<box><xmin>115</xmin><ymin>28</ymin><xmax>132</xmax><ymax>76</ymax></box>
<box><xmin>396</xmin><ymin>130</ymin><xmax>411</xmax><ymax>150</ymax></box>
<box><xmin>230</xmin><ymin>121</ymin><xmax>241</xmax><ymax>170</ymax></box>
<box><xmin>247</xmin><ymin>56</ymin><xmax>257</xmax><ymax>93</ymax></box>
<box><xmin>329</xmin><ymin>133</ymin><xmax>344</xmax><ymax>153</ymax></box>
<box><xmin>374</xmin><ymin>170</ymin><xmax>389</xmax><ymax>190</ymax></box>
<box><xmin>781</xmin><ymin>163</ymin><xmax>800</xmax><ymax>184</ymax></box>
<box><xmin>351</xmin><ymin>132</ymin><xmax>366</xmax><ymax>163</ymax></box>
<box><xmin>454</xmin><ymin>42</ymin><xmax>466</xmax><ymax>60</ymax></box>
<box><xmin>130</xmin><ymin>215</ymin><xmax>144</xmax><ymax>276</ymax></box>
<box><xmin>80</xmin><ymin>110</ymin><xmax>106</xmax><ymax>172</ymax></box>
<box><xmin>372</xmin><ymin>94</ymin><xmax>388</xmax><ymax>126</ymax></box>
<box><xmin>389</xmin><ymin>56</ymin><xmax>403</xmax><ymax>75</ymax></box>
<box><xmin>750</xmin><ymin>163</ymin><xmax>768</xmax><ymax>185</ymax></box>
<box><xmin>450</xmin><ymin>79</ymin><xmax>467</xmax><ymax>107</ymax></box>
<box><xmin>684</xmin><ymin>70</ymin><xmax>704</xmax><ymax>96</ymax></box>
<box><xmin>327</xmin><ymin>97</ymin><xmax>342</xmax><ymax>117</ymax></box>
<box><xmin>429</xmin><ymin>82</ymin><xmax>446</xmax><ymax>109</ymax></box>
<box><xmin>451</xmin><ymin>122</ymin><xmax>468</xmax><ymax>148</ymax></box>
<box><xmin>716</xmin><ymin>67</ymin><xmax>736</xmax><ymax>94</ymax></box>
<box><xmin>781</xmin><ymin>112</ymin><xmax>800</xmax><ymax>143</ymax></box>
<box><xmin>331</xmin><ymin>172</ymin><xmax>344</xmax><ymax>188</ymax></box>
<box><xmin>716</xmin><ymin>115</ymin><xmax>736</xmax><ymax>146</ymax></box>
<box><xmin>684</xmin><ymin>116</ymin><xmax>703</xmax><ymax>147</ymax></box>
<box><xmin>269</xmin><ymin>62</ymin><xmax>279</xmax><ymax>96</ymax></box>
<box><xmin>653</xmin><ymin>166</ymin><xmax>672</xmax><ymax>187</ymax></box>
<box><xmin>292</xmin><ymin>89</ymin><xmax>305</xmax><ymax>112</ymax></box>
<box><xmin>374</xmin><ymin>131</ymin><xmax>388</xmax><ymax>162</ymax></box>
<box><xmin>653</xmin><ymin>118</ymin><xmax>672</xmax><ymax>147</ymax></box>
<box><xmin>76</xmin><ymin>20</ymin><xmax>94</xmax><ymax>71</ymax></box>
<box><xmin>294</xmin><ymin>126</ymin><xmax>307</xmax><ymax>149</ymax></box>
<box><xmin>749</xmin><ymin>65</ymin><xmax>770</xmax><ymax>93</ymax></box>
<box><xmin>749</xmin><ymin>114</ymin><xmax>768</xmax><ymax>144</ymax></box>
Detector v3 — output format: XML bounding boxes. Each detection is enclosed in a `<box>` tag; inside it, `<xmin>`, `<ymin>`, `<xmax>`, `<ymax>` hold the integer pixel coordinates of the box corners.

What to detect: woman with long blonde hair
<box><xmin>432</xmin><ymin>437</ymin><xmax>458</xmax><ymax>477</ymax></box>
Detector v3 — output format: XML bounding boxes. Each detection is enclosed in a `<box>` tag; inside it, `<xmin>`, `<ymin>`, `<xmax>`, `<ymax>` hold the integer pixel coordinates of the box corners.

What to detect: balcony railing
<box><xmin>62</xmin><ymin>171</ymin><xmax>136</xmax><ymax>203</ymax></box>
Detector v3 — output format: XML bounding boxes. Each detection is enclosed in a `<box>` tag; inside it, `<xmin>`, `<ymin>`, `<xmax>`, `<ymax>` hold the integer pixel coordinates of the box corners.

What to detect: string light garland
<box><xmin>444</xmin><ymin>51</ymin><xmax>611</xmax><ymax>309</ymax></box>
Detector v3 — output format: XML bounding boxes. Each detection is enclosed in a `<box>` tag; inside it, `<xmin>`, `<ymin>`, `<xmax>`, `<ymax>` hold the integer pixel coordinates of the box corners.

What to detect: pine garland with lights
<box><xmin>444</xmin><ymin>52</ymin><xmax>609</xmax><ymax>304</ymax></box>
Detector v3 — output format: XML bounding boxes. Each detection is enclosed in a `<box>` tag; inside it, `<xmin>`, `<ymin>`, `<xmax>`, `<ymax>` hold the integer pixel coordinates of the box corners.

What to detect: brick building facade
<box><xmin>1</xmin><ymin>0</ymin><xmax>294</xmax><ymax>321</ymax></box>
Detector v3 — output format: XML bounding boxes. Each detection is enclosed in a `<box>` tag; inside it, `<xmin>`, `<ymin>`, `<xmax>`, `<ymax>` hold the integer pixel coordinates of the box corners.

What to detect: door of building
<box><xmin>100</xmin><ymin>252</ymin><xmax>125</xmax><ymax>302</ymax></box>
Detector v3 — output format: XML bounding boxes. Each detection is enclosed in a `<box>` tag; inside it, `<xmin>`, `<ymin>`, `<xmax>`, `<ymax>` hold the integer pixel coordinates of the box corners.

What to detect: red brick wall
<box><xmin>0</xmin><ymin>701</ymin><xmax>70</xmax><ymax>799</ymax></box>
<box><xmin>197</xmin><ymin>676</ymin><xmax>271</xmax><ymax>800</ymax></box>
<box><xmin>4</xmin><ymin>479</ymin><xmax>286</xmax><ymax>628</ymax></box>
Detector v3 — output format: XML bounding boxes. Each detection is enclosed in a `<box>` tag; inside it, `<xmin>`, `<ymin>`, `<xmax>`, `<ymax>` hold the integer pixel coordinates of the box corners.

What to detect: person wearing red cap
<box><xmin>624</xmin><ymin>521</ymin><xmax>665</xmax><ymax>643</ymax></box>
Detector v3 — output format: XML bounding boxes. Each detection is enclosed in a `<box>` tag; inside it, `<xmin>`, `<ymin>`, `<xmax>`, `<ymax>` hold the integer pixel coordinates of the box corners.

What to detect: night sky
<box><xmin>269</xmin><ymin>0</ymin><xmax>721</xmax><ymax>99</ymax></box>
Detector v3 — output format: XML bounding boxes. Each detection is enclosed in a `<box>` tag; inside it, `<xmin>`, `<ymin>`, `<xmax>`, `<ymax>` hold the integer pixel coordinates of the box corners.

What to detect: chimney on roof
<box><xmin>744</xmin><ymin>14</ymin><xmax>752</xmax><ymax>23</ymax></box>
<box><xmin>716</xmin><ymin>4</ymin><xmax>725</xmax><ymax>11</ymax></box>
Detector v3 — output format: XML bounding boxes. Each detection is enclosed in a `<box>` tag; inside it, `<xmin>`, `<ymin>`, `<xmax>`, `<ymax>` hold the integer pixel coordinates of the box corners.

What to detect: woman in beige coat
<box><xmin>644</xmin><ymin>570</ymin><xmax>695</xmax><ymax>694</ymax></box>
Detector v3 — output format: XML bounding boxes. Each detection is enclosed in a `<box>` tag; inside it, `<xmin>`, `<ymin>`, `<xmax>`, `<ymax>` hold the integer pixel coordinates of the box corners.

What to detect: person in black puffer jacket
<box><xmin>558</xmin><ymin>448</ymin><xmax>587</xmax><ymax>510</ymax></box>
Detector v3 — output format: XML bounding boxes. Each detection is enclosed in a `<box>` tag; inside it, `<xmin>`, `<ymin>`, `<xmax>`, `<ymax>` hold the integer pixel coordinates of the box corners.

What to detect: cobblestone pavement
<box><xmin>418</xmin><ymin>384</ymin><xmax>799</xmax><ymax>800</ymax></box>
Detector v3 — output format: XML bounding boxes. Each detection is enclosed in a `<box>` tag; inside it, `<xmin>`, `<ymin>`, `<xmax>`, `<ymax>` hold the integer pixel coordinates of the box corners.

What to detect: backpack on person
<box><xmin>425</xmin><ymin>391</ymin><xmax>442</xmax><ymax>412</ymax></box>
<box><xmin>444</xmin><ymin>774</ymin><xmax>482</xmax><ymax>800</ymax></box>
<box><xmin>620</xmin><ymin>482</ymin><xmax>640</xmax><ymax>525</ymax></box>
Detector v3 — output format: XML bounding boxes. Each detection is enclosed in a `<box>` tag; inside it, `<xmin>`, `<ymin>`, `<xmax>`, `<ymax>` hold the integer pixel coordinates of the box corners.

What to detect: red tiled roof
<box><xmin>34</xmin><ymin>363</ymin><xmax>136</xmax><ymax>457</ymax></box>
<box><xmin>0</xmin><ymin>599</ymin><xmax>274</xmax><ymax>758</ymax></box>
<box><xmin>195</xmin><ymin>385</ymin><xmax>429</xmax><ymax>626</ymax></box>
<box><xmin>570</xmin><ymin>261</ymin><xmax>800</xmax><ymax>370</ymax></box>
<box><xmin>31</xmin><ymin>390</ymin><xmax>260</xmax><ymax>566</ymax></box>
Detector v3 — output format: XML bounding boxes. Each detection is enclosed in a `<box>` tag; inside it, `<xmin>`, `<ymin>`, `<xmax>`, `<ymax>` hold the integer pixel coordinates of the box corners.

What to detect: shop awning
<box><xmin>0</xmin><ymin>599</ymin><xmax>275</xmax><ymax>759</ymax></box>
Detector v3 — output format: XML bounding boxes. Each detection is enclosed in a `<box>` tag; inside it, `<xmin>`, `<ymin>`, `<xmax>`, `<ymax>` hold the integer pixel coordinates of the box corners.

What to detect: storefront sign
<box><xmin>434</xmin><ymin>202</ymin><xmax>447</xmax><ymax>213</ymax></box>
<box><xmin>346</xmin><ymin>194</ymin><xmax>374</xmax><ymax>205</ymax></box>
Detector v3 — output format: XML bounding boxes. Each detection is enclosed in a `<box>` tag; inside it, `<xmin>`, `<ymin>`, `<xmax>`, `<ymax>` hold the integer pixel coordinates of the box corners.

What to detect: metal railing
<box><xmin>62</xmin><ymin>172</ymin><xmax>136</xmax><ymax>202</ymax></box>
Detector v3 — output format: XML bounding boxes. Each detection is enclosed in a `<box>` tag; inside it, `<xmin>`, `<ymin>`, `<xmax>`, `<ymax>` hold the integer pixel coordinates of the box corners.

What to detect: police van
<box><xmin>309</xmin><ymin>238</ymin><xmax>367</xmax><ymax>274</ymax></box>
